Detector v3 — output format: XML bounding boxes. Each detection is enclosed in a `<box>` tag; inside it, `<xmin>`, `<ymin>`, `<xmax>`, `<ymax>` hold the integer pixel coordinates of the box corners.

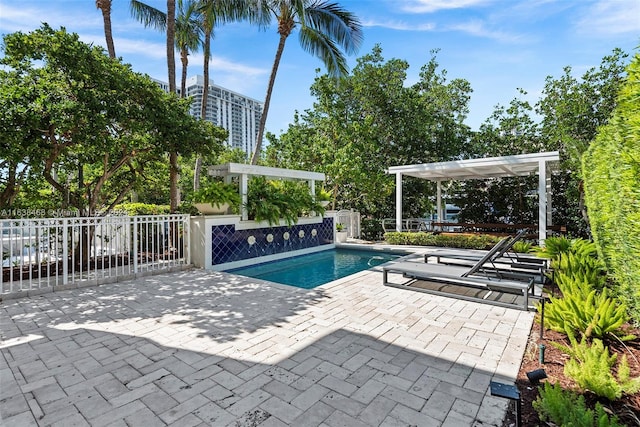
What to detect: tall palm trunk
<box><xmin>96</xmin><ymin>0</ymin><xmax>116</xmax><ymax>58</ymax></box>
<box><xmin>250</xmin><ymin>33</ymin><xmax>288</xmax><ymax>165</ymax></box>
<box><xmin>193</xmin><ymin>29</ymin><xmax>212</xmax><ymax>191</ymax></box>
<box><xmin>180</xmin><ymin>47</ymin><xmax>189</xmax><ymax>96</ymax></box>
<box><xmin>166</xmin><ymin>0</ymin><xmax>180</xmax><ymax>212</ymax></box>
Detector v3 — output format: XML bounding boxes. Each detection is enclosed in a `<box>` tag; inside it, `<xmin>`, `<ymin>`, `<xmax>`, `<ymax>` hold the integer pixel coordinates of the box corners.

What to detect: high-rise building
<box><xmin>153</xmin><ymin>76</ymin><xmax>263</xmax><ymax>158</ymax></box>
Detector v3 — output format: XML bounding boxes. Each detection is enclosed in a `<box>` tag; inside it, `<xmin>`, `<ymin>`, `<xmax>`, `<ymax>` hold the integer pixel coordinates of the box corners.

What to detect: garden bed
<box><xmin>504</xmin><ymin>318</ymin><xmax>640</xmax><ymax>426</ymax></box>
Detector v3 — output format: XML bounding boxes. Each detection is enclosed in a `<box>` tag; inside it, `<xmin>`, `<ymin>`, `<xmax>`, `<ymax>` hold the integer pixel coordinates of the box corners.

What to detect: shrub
<box><xmin>361</xmin><ymin>218</ymin><xmax>384</xmax><ymax>241</ymax></box>
<box><xmin>534</xmin><ymin>235</ymin><xmax>573</xmax><ymax>261</ymax></box>
<box><xmin>112</xmin><ymin>203</ymin><xmax>171</xmax><ymax>215</ymax></box>
<box><xmin>245</xmin><ymin>177</ymin><xmax>323</xmax><ymax>226</ymax></box>
<box><xmin>583</xmin><ymin>54</ymin><xmax>640</xmax><ymax>325</ymax></box>
<box><xmin>553</xmin><ymin>333</ymin><xmax>640</xmax><ymax>400</ymax></box>
<box><xmin>383</xmin><ymin>232</ymin><xmax>500</xmax><ymax>249</ymax></box>
<box><xmin>539</xmin><ymin>237</ymin><xmax>631</xmax><ymax>341</ymax></box>
<box><xmin>191</xmin><ymin>181</ymin><xmax>241</xmax><ymax>209</ymax></box>
<box><xmin>544</xmin><ymin>277</ymin><xmax>634</xmax><ymax>342</ymax></box>
<box><xmin>512</xmin><ymin>240</ymin><xmax>533</xmax><ymax>254</ymax></box>
<box><xmin>533</xmin><ymin>382</ymin><xmax>623</xmax><ymax>426</ymax></box>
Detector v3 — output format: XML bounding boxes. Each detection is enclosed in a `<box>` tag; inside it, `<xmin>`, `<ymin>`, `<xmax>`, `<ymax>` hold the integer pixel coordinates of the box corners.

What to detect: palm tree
<box><xmin>249</xmin><ymin>0</ymin><xmax>363</xmax><ymax>165</ymax></box>
<box><xmin>193</xmin><ymin>0</ymin><xmax>269</xmax><ymax>188</ymax></box>
<box><xmin>131</xmin><ymin>0</ymin><xmax>204</xmax><ymax>210</ymax></box>
<box><xmin>130</xmin><ymin>0</ymin><xmax>203</xmax><ymax>97</ymax></box>
<box><xmin>96</xmin><ymin>0</ymin><xmax>116</xmax><ymax>58</ymax></box>
<box><xmin>196</xmin><ymin>0</ymin><xmax>267</xmax><ymax>120</ymax></box>
<box><xmin>167</xmin><ymin>0</ymin><xmax>177</xmax><ymax>94</ymax></box>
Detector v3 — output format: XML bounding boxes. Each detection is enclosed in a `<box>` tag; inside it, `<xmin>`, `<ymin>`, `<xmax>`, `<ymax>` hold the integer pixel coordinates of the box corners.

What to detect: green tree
<box><xmin>131</xmin><ymin>0</ymin><xmax>204</xmax><ymax>209</ymax></box>
<box><xmin>536</xmin><ymin>48</ymin><xmax>628</xmax><ymax>233</ymax></box>
<box><xmin>130</xmin><ymin>0</ymin><xmax>203</xmax><ymax>98</ymax></box>
<box><xmin>250</xmin><ymin>0</ymin><xmax>363</xmax><ymax>165</ymax></box>
<box><xmin>193</xmin><ymin>0</ymin><xmax>268</xmax><ymax>187</ymax></box>
<box><xmin>265</xmin><ymin>46</ymin><xmax>471</xmax><ymax>220</ymax></box>
<box><xmin>457</xmin><ymin>93</ymin><xmax>543</xmax><ymax>224</ymax></box>
<box><xmin>0</xmin><ymin>25</ymin><xmax>226</xmax><ymax>214</ymax></box>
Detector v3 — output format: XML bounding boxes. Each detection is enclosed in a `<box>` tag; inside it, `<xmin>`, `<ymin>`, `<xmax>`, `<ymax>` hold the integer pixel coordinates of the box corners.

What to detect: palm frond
<box><xmin>298</xmin><ymin>26</ymin><xmax>347</xmax><ymax>78</ymax></box>
<box><xmin>176</xmin><ymin>0</ymin><xmax>203</xmax><ymax>52</ymax></box>
<box><xmin>304</xmin><ymin>0</ymin><xmax>363</xmax><ymax>54</ymax></box>
<box><xmin>130</xmin><ymin>0</ymin><xmax>168</xmax><ymax>31</ymax></box>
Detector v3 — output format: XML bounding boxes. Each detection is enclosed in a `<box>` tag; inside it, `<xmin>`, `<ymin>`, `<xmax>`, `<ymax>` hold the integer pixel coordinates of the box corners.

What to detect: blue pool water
<box><xmin>227</xmin><ymin>248</ymin><xmax>407</xmax><ymax>289</ymax></box>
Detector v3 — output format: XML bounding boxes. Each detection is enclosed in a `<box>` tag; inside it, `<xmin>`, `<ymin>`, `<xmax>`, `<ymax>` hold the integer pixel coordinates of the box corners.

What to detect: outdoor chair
<box><xmin>424</xmin><ymin>229</ymin><xmax>548</xmax><ymax>273</ymax></box>
<box><xmin>382</xmin><ymin>258</ymin><xmax>536</xmax><ymax>310</ymax></box>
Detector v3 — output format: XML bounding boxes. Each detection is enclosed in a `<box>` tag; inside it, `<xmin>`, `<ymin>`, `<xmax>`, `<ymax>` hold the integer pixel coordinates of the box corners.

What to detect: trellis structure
<box><xmin>386</xmin><ymin>151</ymin><xmax>560</xmax><ymax>243</ymax></box>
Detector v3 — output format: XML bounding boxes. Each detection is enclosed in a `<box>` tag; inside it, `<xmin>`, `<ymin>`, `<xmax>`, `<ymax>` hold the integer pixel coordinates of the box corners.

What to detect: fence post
<box><xmin>132</xmin><ymin>216</ymin><xmax>138</xmax><ymax>274</ymax></box>
<box><xmin>62</xmin><ymin>218</ymin><xmax>69</xmax><ymax>285</ymax></box>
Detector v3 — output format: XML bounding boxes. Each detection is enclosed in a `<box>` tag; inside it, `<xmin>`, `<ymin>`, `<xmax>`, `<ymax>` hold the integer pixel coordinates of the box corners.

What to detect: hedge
<box><xmin>582</xmin><ymin>53</ymin><xmax>640</xmax><ymax>324</ymax></box>
<box><xmin>383</xmin><ymin>232</ymin><xmax>501</xmax><ymax>249</ymax></box>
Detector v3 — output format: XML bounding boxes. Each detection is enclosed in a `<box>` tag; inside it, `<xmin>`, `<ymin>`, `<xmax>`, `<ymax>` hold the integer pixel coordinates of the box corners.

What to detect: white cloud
<box><xmin>447</xmin><ymin>20</ymin><xmax>524</xmax><ymax>43</ymax></box>
<box><xmin>399</xmin><ymin>0</ymin><xmax>494</xmax><ymax>13</ymax></box>
<box><xmin>362</xmin><ymin>18</ymin><xmax>435</xmax><ymax>31</ymax></box>
<box><xmin>187</xmin><ymin>53</ymin><xmax>268</xmax><ymax>78</ymax></box>
<box><xmin>576</xmin><ymin>0</ymin><xmax>640</xmax><ymax>36</ymax></box>
<box><xmin>0</xmin><ymin>4</ymin><xmax>101</xmax><ymax>33</ymax></box>
<box><xmin>115</xmin><ymin>37</ymin><xmax>167</xmax><ymax>60</ymax></box>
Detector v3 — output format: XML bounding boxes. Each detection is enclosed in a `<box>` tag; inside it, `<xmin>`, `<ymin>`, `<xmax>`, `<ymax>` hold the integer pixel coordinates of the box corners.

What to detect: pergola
<box><xmin>386</xmin><ymin>151</ymin><xmax>560</xmax><ymax>242</ymax></box>
<box><xmin>207</xmin><ymin>163</ymin><xmax>326</xmax><ymax>221</ymax></box>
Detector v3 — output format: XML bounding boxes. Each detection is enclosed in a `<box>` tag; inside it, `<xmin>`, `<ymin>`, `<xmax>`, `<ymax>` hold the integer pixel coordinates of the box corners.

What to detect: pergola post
<box><xmin>240</xmin><ymin>173</ymin><xmax>249</xmax><ymax>221</ymax></box>
<box><xmin>436</xmin><ymin>181</ymin><xmax>442</xmax><ymax>223</ymax></box>
<box><xmin>395</xmin><ymin>173</ymin><xmax>403</xmax><ymax>232</ymax></box>
<box><xmin>538</xmin><ymin>160</ymin><xmax>547</xmax><ymax>244</ymax></box>
<box><xmin>546</xmin><ymin>176</ymin><xmax>553</xmax><ymax>226</ymax></box>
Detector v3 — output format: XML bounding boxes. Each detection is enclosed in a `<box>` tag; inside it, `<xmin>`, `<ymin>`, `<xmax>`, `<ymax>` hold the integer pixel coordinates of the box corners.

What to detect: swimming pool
<box><xmin>227</xmin><ymin>248</ymin><xmax>407</xmax><ymax>289</ymax></box>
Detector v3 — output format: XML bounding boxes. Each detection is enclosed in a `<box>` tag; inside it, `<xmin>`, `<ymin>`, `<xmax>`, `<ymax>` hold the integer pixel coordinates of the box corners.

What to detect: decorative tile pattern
<box><xmin>211</xmin><ymin>218</ymin><xmax>334</xmax><ymax>265</ymax></box>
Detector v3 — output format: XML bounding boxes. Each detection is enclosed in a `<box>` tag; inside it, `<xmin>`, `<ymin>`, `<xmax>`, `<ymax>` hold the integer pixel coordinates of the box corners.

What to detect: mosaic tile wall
<box><xmin>211</xmin><ymin>217</ymin><xmax>334</xmax><ymax>265</ymax></box>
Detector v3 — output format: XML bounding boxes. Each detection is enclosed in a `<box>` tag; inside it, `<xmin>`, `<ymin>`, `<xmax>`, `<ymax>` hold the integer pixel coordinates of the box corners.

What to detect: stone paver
<box><xmin>0</xmin><ymin>260</ymin><xmax>534</xmax><ymax>426</ymax></box>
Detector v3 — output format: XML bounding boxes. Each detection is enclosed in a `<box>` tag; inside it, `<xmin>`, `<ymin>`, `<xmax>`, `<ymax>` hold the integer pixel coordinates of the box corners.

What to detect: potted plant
<box><xmin>316</xmin><ymin>188</ymin><xmax>332</xmax><ymax>207</ymax></box>
<box><xmin>335</xmin><ymin>222</ymin><xmax>348</xmax><ymax>243</ymax></box>
<box><xmin>192</xmin><ymin>181</ymin><xmax>240</xmax><ymax>214</ymax></box>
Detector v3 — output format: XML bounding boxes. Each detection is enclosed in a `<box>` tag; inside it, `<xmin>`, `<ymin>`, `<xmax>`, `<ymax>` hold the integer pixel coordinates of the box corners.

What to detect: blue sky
<box><xmin>1</xmin><ymin>0</ymin><xmax>638</xmax><ymax>136</ymax></box>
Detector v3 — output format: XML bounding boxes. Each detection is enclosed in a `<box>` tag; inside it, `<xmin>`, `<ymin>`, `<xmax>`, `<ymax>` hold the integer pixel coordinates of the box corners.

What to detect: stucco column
<box><xmin>436</xmin><ymin>181</ymin><xmax>442</xmax><ymax>224</ymax></box>
<box><xmin>395</xmin><ymin>173</ymin><xmax>403</xmax><ymax>232</ymax></box>
<box><xmin>538</xmin><ymin>160</ymin><xmax>547</xmax><ymax>244</ymax></box>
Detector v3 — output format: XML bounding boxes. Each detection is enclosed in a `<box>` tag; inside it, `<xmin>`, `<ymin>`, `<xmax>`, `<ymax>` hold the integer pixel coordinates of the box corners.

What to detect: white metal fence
<box><xmin>335</xmin><ymin>209</ymin><xmax>361</xmax><ymax>239</ymax></box>
<box><xmin>1</xmin><ymin>214</ymin><xmax>190</xmax><ymax>300</ymax></box>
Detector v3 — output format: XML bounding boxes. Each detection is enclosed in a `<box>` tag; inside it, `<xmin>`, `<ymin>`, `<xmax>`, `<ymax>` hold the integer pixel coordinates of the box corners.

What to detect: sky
<box><xmin>0</xmin><ymin>0</ymin><xmax>638</xmax><ymax>137</ymax></box>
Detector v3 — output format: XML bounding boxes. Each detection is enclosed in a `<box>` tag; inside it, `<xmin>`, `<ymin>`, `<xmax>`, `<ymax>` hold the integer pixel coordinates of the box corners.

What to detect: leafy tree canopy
<box><xmin>0</xmin><ymin>24</ymin><xmax>226</xmax><ymax>214</ymax></box>
<box><xmin>265</xmin><ymin>45</ymin><xmax>472</xmax><ymax>219</ymax></box>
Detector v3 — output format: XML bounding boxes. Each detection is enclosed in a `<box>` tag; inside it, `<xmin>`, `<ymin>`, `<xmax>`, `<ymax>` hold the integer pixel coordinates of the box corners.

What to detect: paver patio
<box><xmin>0</xmin><ymin>264</ymin><xmax>534</xmax><ymax>426</ymax></box>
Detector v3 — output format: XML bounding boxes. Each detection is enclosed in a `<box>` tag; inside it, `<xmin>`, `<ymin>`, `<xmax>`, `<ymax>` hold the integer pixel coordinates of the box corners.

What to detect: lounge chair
<box><xmin>424</xmin><ymin>229</ymin><xmax>548</xmax><ymax>272</ymax></box>
<box><xmin>382</xmin><ymin>260</ymin><xmax>536</xmax><ymax>310</ymax></box>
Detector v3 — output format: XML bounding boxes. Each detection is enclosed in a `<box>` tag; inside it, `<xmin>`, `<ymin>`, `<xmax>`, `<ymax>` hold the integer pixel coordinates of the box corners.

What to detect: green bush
<box><xmin>544</xmin><ymin>276</ymin><xmax>633</xmax><ymax>342</ymax></box>
<box><xmin>512</xmin><ymin>240</ymin><xmax>533</xmax><ymax>253</ymax></box>
<box><xmin>191</xmin><ymin>181</ymin><xmax>241</xmax><ymax>209</ymax></box>
<box><xmin>534</xmin><ymin>235</ymin><xmax>573</xmax><ymax>262</ymax></box>
<box><xmin>583</xmin><ymin>53</ymin><xmax>640</xmax><ymax>324</ymax></box>
<box><xmin>539</xmin><ymin>236</ymin><xmax>631</xmax><ymax>341</ymax></box>
<box><xmin>361</xmin><ymin>218</ymin><xmax>384</xmax><ymax>241</ymax></box>
<box><xmin>245</xmin><ymin>177</ymin><xmax>323</xmax><ymax>226</ymax></box>
<box><xmin>112</xmin><ymin>203</ymin><xmax>171</xmax><ymax>215</ymax></box>
<box><xmin>553</xmin><ymin>333</ymin><xmax>640</xmax><ymax>400</ymax></box>
<box><xmin>533</xmin><ymin>382</ymin><xmax>622</xmax><ymax>426</ymax></box>
<box><xmin>383</xmin><ymin>232</ymin><xmax>501</xmax><ymax>249</ymax></box>
<box><xmin>554</xmin><ymin>251</ymin><xmax>607</xmax><ymax>291</ymax></box>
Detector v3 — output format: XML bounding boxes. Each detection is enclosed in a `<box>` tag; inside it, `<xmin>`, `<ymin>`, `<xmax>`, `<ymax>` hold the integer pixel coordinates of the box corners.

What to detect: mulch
<box><xmin>503</xmin><ymin>317</ymin><xmax>640</xmax><ymax>426</ymax></box>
